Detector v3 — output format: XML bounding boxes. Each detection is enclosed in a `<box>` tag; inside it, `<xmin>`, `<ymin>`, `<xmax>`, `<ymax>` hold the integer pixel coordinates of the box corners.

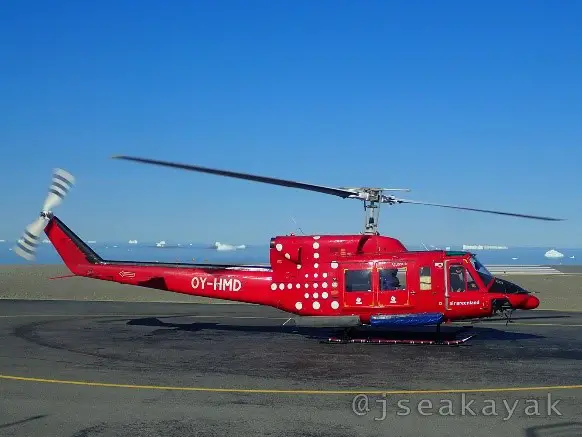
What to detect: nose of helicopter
<box><xmin>522</xmin><ymin>294</ymin><xmax>540</xmax><ymax>310</ymax></box>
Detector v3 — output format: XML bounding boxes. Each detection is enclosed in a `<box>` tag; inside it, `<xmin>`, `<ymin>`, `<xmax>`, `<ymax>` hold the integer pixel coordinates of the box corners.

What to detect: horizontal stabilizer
<box><xmin>369</xmin><ymin>312</ymin><xmax>444</xmax><ymax>327</ymax></box>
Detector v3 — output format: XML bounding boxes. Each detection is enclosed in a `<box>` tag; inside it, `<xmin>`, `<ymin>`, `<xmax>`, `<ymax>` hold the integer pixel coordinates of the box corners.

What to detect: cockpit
<box><xmin>467</xmin><ymin>254</ymin><xmax>528</xmax><ymax>294</ymax></box>
<box><xmin>469</xmin><ymin>255</ymin><xmax>494</xmax><ymax>287</ymax></box>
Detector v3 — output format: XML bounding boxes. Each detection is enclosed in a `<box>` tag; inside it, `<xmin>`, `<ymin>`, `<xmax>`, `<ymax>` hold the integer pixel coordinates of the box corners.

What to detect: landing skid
<box><xmin>322</xmin><ymin>325</ymin><xmax>475</xmax><ymax>346</ymax></box>
<box><xmin>324</xmin><ymin>335</ymin><xmax>475</xmax><ymax>346</ymax></box>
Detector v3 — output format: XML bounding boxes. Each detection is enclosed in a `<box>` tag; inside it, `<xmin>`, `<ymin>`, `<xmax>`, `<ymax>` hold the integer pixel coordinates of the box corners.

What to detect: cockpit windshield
<box><xmin>470</xmin><ymin>255</ymin><xmax>494</xmax><ymax>286</ymax></box>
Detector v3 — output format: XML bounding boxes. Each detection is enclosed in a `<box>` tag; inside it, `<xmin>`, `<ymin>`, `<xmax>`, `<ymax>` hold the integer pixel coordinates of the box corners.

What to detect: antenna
<box><xmin>290</xmin><ymin>217</ymin><xmax>305</xmax><ymax>235</ymax></box>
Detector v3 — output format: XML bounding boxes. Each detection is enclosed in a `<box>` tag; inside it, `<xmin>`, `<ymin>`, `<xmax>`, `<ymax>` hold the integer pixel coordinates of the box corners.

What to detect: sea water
<box><xmin>0</xmin><ymin>242</ymin><xmax>580</xmax><ymax>266</ymax></box>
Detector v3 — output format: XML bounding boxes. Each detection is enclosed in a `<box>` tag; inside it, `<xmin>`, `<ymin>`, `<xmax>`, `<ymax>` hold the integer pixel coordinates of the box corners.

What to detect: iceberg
<box><xmin>544</xmin><ymin>249</ymin><xmax>564</xmax><ymax>259</ymax></box>
<box><xmin>214</xmin><ymin>242</ymin><xmax>246</xmax><ymax>251</ymax></box>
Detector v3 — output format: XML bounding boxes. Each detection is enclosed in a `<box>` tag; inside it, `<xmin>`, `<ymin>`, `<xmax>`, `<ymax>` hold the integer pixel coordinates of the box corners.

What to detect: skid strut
<box><xmin>323</xmin><ymin>324</ymin><xmax>475</xmax><ymax>346</ymax></box>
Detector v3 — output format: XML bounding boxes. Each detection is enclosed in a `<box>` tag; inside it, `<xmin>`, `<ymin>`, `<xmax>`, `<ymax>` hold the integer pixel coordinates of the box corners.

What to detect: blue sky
<box><xmin>1</xmin><ymin>0</ymin><xmax>581</xmax><ymax>247</ymax></box>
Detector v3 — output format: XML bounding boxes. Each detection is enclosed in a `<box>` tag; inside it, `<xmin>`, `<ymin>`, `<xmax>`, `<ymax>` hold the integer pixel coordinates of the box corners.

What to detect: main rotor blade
<box><xmin>391</xmin><ymin>198</ymin><xmax>564</xmax><ymax>221</ymax></box>
<box><xmin>112</xmin><ymin>156</ymin><xmax>359</xmax><ymax>198</ymax></box>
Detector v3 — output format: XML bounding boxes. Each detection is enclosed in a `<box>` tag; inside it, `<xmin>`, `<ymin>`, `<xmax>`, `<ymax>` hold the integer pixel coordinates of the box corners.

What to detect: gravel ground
<box><xmin>1</xmin><ymin>264</ymin><xmax>581</xmax><ymax>310</ymax></box>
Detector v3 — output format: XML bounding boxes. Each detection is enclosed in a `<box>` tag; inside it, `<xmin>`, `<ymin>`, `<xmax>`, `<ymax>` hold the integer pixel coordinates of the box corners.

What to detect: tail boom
<box><xmin>44</xmin><ymin>216</ymin><xmax>278</xmax><ymax>306</ymax></box>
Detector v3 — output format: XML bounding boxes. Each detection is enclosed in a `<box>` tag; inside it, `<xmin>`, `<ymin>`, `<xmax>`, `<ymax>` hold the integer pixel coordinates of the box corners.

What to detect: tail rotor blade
<box><xmin>43</xmin><ymin>168</ymin><xmax>75</xmax><ymax>211</ymax></box>
<box><xmin>14</xmin><ymin>167</ymin><xmax>75</xmax><ymax>261</ymax></box>
<box><xmin>13</xmin><ymin>216</ymin><xmax>48</xmax><ymax>261</ymax></box>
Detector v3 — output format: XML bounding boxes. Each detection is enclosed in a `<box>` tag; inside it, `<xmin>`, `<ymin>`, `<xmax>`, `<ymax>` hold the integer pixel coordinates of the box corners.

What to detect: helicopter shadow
<box><xmin>126</xmin><ymin>317</ymin><xmax>544</xmax><ymax>343</ymax></box>
<box><xmin>128</xmin><ymin>317</ymin><xmax>343</xmax><ymax>340</ymax></box>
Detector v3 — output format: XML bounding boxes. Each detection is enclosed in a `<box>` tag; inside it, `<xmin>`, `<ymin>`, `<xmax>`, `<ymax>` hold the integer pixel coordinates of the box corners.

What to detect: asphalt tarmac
<box><xmin>0</xmin><ymin>300</ymin><xmax>581</xmax><ymax>437</ymax></box>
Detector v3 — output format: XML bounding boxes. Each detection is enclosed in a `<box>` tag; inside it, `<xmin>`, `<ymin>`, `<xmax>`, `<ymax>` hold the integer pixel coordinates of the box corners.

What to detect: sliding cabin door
<box><xmin>374</xmin><ymin>261</ymin><xmax>414</xmax><ymax>308</ymax></box>
<box><xmin>341</xmin><ymin>262</ymin><xmax>375</xmax><ymax>308</ymax></box>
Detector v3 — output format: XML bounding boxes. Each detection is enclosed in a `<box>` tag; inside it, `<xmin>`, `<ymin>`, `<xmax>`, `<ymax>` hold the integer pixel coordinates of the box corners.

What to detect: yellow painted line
<box><xmin>0</xmin><ymin>374</ymin><xmax>581</xmax><ymax>395</ymax></box>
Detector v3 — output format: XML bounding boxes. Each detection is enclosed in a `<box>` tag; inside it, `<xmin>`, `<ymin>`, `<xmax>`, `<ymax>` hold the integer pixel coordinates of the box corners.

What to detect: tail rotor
<box><xmin>14</xmin><ymin>169</ymin><xmax>75</xmax><ymax>261</ymax></box>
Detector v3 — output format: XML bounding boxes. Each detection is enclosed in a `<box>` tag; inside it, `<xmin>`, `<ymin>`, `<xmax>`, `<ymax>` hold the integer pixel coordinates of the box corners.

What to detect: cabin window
<box><xmin>379</xmin><ymin>268</ymin><xmax>406</xmax><ymax>291</ymax></box>
<box><xmin>448</xmin><ymin>265</ymin><xmax>479</xmax><ymax>292</ymax></box>
<box><xmin>345</xmin><ymin>270</ymin><xmax>371</xmax><ymax>292</ymax></box>
<box><xmin>419</xmin><ymin>267</ymin><xmax>431</xmax><ymax>290</ymax></box>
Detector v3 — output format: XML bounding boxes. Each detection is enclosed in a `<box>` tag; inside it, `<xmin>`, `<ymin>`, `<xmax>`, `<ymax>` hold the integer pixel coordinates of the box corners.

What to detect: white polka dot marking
<box><xmin>304</xmin><ymin>293</ymin><xmax>309</xmax><ymax>298</ymax></box>
<box><xmin>323</xmin><ymin>273</ymin><xmax>328</xmax><ymax>278</ymax></box>
<box><xmin>313</xmin><ymin>253</ymin><xmax>320</xmax><ymax>259</ymax></box>
<box><xmin>314</xmin><ymin>263</ymin><xmax>319</xmax><ymax>269</ymax></box>
<box><xmin>313</xmin><ymin>292</ymin><xmax>318</xmax><ymax>298</ymax></box>
<box><xmin>287</xmin><ymin>283</ymin><xmax>292</xmax><ymax>289</ymax></box>
<box><xmin>322</xmin><ymin>292</ymin><xmax>329</xmax><ymax>299</ymax></box>
<box><xmin>322</xmin><ymin>282</ymin><xmax>328</xmax><ymax>288</ymax></box>
<box><xmin>331</xmin><ymin>261</ymin><xmax>339</xmax><ymax>269</ymax></box>
<box><xmin>331</xmin><ymin>301</ymin><xmax>339</xmax><ymax>310</ymax></box>
<box><xmin>313</xmin><ymin>301</ymin><xmax>320</xmax><ymax>310</ymax></box>
<box><xmin>276</xmin><ymin>243</ymin><xmax>283</xmax><ymax>251</ymax></box>
<box><xmin>313</xmin><ymin>283</ymin><xmax>318</xmax><ymax>288</ymax></box>
<box><xmin>313</xmin><ymin>236</ymin><xmax>320</xmax><ymax>240</ymax></box>
<box><xmin>285</xmin><ymin>253</ymin><xmax>290</xmax><ymax>259</ymax></box>
<box><xmin>271</xmin><ymin>283</ymin><xmax>277</xmax><ymax>290</ymax></box>
<box><xmin>313</xmin><ymin>242</ymin><xmax>320</xmax><ymax>249</ymax></box>
<box><xmin>279</xmin><ymin>284</ymin><xmax>285</xmax><ymax>290</ymax></box>
<box><xmin>295</xmin><ymin>302</ymin><xmax>302</xmax><ymax>310</ymax></box>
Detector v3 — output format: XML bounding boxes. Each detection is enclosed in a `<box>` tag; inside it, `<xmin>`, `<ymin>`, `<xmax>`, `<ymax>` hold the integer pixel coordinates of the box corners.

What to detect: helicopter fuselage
<box><xmin>46</xmin><ymin>216</ymin><xmax>538</xmax><ymax>325</ymax></box>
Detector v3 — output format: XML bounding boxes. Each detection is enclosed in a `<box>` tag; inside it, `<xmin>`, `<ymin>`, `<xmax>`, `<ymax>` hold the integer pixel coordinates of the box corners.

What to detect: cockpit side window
<box><xmin>466</xmin><ymin>268</ymin><xmax>479</xmax><ymax>290</ymax></box>
<box><xmin>449</xmin><ymin>265</ymin><xmax>466</xmax><ymax>292</ymax></box>
<box><xmin>448</xmin><ymin>264</ymin><xmax>480</xmax><ymax>292</ymax></box>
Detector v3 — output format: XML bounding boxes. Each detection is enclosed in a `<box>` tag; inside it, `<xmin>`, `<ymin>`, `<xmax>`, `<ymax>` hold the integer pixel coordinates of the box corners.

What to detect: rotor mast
<box><xmin>361</xmin><ymin>189</ymin><xmax>383</xmax><ymax>235</ymax></box>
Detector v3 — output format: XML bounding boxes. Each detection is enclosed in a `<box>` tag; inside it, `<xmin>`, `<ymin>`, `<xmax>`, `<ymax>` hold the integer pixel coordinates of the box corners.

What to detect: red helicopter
<box><xmin>14</xmin><ymin>157</ymin><xmax>563</xmax><ymax>345</ymax></box>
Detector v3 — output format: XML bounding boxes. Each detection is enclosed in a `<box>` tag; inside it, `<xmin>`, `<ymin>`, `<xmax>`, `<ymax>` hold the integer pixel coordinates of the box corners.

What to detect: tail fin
<box><xmin>44</xmin><ymin>216</ymin><xmax>102</xmax><ymax>274</ymax></box>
